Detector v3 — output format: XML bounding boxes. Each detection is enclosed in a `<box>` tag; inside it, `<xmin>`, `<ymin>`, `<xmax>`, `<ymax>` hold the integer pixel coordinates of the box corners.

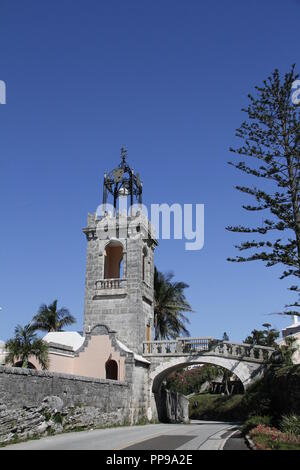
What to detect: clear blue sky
<box><xmin>0</xmin><ymin>0</ymin><xmax>299</xmax><ymax>342</ymax></box>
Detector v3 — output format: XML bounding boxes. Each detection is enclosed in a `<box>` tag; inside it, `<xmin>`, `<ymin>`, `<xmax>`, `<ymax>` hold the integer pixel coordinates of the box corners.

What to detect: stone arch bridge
<box><xmin>142</xmin><ymin>337</ymin><xmax>274</xmax><ymax>421</ymax></box>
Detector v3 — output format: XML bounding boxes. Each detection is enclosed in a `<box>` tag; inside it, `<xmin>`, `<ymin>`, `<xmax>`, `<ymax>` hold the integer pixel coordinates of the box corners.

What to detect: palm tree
<box><xmin>280</xmin><ymin>336</ymin><xmax>299</xmax><ymax>366</ymax></box>
<box><xmin>32</xmin><ymin>299</ymin><xmax>75</xmax><ymax>332</ymax></box>
<box><xmin>154</xmin><ymin>267</ymin><xmax>192</xmax><ymax>340</ymax></box>
<box><xmin>5</xmin><ymin>324</ymin><xmax>49</xmax><ymax>370</ymax></box>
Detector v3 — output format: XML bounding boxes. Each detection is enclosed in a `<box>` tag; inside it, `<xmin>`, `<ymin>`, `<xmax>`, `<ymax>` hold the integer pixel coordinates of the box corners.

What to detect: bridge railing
<box><xmin>142</xmin><ymin>338</ymin><xmax>275</xmax><ymax>363</ymax></box>
<box><xmin>210</xmin><ymin>340</ymin><xmax>274</xmax><ymax>362</ymax></box>
<box><xmin>143</xmin><ymin>337</ymin><xmax>214</xmax><ymax>355</ymax></box>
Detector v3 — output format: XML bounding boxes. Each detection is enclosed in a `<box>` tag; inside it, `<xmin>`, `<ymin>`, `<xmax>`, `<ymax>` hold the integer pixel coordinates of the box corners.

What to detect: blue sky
<box><xmin>0</xmin><ymin>0</ymin><xmax>299</xmax><ymax>342</ymax></box>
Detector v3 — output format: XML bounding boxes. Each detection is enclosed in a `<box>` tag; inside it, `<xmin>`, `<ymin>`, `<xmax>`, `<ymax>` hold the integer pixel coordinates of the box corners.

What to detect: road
<box><xmin>2</xmin><ymin>421</ymin><xmax>243</xmax><ymax>450</ymax></box>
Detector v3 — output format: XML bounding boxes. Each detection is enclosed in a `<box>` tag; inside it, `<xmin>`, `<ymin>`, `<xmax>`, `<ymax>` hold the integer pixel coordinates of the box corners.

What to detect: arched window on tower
<box><xmin>105</xmin><ymin>359</ymin><xmax>118</xmax><ymax>380</ymax></box>
<box><xmin>104</xmin><ymin>241</ymin><xmax>123</xmax><ymax>279</ymax></box>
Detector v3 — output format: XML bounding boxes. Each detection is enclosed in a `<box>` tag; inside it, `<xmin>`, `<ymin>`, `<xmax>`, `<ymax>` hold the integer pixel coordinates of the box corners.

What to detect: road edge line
<box><xmin>219</xmin><ymin>428</ymin><xmax>241</xmax><ymax>451</ymax></box>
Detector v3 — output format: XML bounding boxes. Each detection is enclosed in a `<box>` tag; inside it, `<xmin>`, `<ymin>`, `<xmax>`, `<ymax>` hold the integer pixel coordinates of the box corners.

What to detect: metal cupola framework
<box><xmin>102</xmin><ymin>147</ymin><xmax>143</xmax><ymax>214</ymax></box>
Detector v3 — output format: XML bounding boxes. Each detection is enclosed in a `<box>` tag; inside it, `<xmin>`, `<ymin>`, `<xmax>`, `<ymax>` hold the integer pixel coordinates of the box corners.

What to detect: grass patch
<box><xmin>189</xmin><ymin>393</ymin><xmax>245</xmax><ymax>421</ymax></box>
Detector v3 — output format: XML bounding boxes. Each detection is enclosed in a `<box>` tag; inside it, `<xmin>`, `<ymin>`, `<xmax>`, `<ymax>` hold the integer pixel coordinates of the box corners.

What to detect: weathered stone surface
<box><xmin>154</xmin><ymin>387</ymin><xmax>189</xmax><ymax>424</ymax></box>
<box><xmin>62</xmin><ymin>406</ymin><xmax>126</xmax><ymax>431</ymax></box>
<box><xmin>0</xmin><ymin>363</ymin><xmax>156</xmax><ymax>445</ymax></box>
<box><xmin>0</xmin><ymin>399</ymin><xmax>128</xmax><ymax>445</ymax></box>
<box><xmin>0</xmin><ymin>365</ymin><xmax>130</xmax><ymax>410</ymax></box>
<box><xmin>42</xmin><ymin>396</ymin><xmax>64</xmax><ymax>412</ymax></box>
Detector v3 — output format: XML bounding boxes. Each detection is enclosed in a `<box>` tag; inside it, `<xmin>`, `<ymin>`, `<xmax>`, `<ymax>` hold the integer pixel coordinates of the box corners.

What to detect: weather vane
<box><xmin>121</xmin><ymin>146</ymin><xmax>127</xmax><ymax>164</ymax></box>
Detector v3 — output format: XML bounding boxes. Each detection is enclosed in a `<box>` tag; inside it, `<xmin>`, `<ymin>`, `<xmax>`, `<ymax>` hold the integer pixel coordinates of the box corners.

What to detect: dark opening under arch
<box><xmin>105</xmin><ymin>359</ymin><xmax>118</xmax><ymax>380</ymax></box>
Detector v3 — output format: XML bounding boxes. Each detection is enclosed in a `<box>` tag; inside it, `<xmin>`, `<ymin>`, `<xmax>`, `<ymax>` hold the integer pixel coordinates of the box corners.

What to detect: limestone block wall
<box><xmin>0</xmin><ymin>364</ymin><xmax>144</xmax><ymax>445</ymax></box>
<box><xmin>127</xmin><ymin>360</ymin><xmax>150</xmax><ymax>423</ymax></box>
<box><xmin>0</xmin><ymin>366</ymin><xmax>130</xmax><ymax>410</ymax></box>
<box><xmin>0</xmin><ymin>358</ymin><xmax>152</xmax><ymax>429</ymax></box>
<box><xmin>154</xmin><ymin>387</ymin><xmax>189</xmax><ymax>423</ymax></box>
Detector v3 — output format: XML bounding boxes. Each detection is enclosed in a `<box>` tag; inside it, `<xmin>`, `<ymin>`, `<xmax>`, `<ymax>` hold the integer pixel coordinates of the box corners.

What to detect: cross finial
<box><xmin>121</xmin><ymin>146</ymin><xmax>127</xmax><ymax>164</ymax></box>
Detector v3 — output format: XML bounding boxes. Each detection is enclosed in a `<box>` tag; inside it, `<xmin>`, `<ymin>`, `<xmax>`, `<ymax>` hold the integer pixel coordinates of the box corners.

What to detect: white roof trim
<box><xmin>116</xmin><ymin>339</ymin><xmax>150</xmax><ymax>365</ymax></box>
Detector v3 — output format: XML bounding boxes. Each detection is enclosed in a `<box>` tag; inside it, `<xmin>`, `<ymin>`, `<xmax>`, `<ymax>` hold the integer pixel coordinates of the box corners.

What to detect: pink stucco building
<box><xmin>29</xmin><ymin>325</ymin><xmax>149</xmax><ymax>381</ymax></box>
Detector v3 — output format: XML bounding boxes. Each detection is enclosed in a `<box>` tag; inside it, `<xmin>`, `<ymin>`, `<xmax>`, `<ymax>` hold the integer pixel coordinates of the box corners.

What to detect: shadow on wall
<box><xmin>154</xmin><ymin>385</ymin><xmax>189</xmax><ymax>423</ymax></box>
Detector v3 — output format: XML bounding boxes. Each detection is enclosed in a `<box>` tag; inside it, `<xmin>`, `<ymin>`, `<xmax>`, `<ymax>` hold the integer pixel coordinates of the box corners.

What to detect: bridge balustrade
<box><xmin>143</xmin><ymin>338</ymin><xmax>274</xmax><ymax>363</ymax></box>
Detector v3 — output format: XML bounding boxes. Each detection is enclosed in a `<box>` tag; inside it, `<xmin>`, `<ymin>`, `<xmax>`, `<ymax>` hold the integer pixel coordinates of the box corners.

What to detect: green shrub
<box><xmin>280</xmin><ymin>414</ymin><xmax>300</xmax><ymax>436</ymax></box>
<box><xmin>241</xmin><ymin>415</ymin><xmax>272</xmax><ymax>436</ymax></box>
<box><xmin>53</xmin><ymin>412</ymin><xmax>63</xmax><ymax>425</ymax></box>
<box><xmin>241</xmin><ymin>378</ymin><xmax>272</xmax><ymax>417</ymax></box>
<box><xmin>43</xmin><ymin>411</ymin><xmax>51</xmax><ymax>422</ymax></box>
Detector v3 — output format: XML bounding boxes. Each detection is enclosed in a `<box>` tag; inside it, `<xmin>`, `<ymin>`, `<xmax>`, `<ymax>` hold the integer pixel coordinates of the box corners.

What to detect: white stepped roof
<box><xmin>43</xmin><ymin>331</ymin><xmax>85</xmax><ymax>351</ymax></box>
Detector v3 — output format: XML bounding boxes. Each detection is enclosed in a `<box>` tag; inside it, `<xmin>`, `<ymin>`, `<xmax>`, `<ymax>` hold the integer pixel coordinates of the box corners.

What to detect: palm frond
<box><xmin>5</xmin><ymin>323</ymin><xmax>49</xmax><ymax>369</ymax></box>
<box><xmin>32</xmin><ymin>300</ymin><xmax>76</xmax><ymax>332</ymax></box>
<box><xmin>154</xmin><ymin>267</ymin><xmax>193</xmax><ymax>340</ymax></box>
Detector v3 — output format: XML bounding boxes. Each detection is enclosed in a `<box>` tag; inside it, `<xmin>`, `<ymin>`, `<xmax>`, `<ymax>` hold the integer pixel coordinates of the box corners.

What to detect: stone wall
<box><xmin>0</xmin><ymin>365</ymin><xmax>130</xmax><ymax>409</ymax></box>
<box><xmin>0</xmin><ymin>358</ymin><xmax>190</xmax><ymax>445</ymax></box>
<box><xmin>0</xmin><ymin>365</ymin><xmax>133</xmax><ymax>444</ymax></box>
<box><xmin>154</xmin><ymin>386</ymin><xmax>189</xmax><ymax>424</ymax></box>
<box><xmin>127</xmin><ymin>359</ymin><xmax>150</xmax><ymax>423</ymax></box>
<box><xmin>0</xmin><ymin>397</ymin><xmax>129</xmax><ymax>446</ymax></box>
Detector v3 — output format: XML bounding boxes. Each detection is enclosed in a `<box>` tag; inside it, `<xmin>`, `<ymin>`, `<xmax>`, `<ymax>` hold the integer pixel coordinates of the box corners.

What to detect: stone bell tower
<box><xmin>83</xmin><ymin>148</ymin><xmax>157</xmax><ymax>354</ymax></box>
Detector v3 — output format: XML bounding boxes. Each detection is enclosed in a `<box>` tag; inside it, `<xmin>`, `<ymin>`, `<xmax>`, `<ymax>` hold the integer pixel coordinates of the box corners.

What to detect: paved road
<box><xmin>2</xmin><ymin>421</ymin><xmax>243</xmax><ymax>450</ymax></box>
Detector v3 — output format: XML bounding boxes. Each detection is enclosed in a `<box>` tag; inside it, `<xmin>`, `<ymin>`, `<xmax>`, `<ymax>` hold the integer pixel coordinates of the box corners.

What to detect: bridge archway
<box><xmin>151</xmin><ymin>356</ymin><xmax>259</xmax><ymax>393</ymax></box>
<box><xmin>148</xmin><ymin>355</ymin><xmax>264</xmax><ymax>422</ymax></box>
